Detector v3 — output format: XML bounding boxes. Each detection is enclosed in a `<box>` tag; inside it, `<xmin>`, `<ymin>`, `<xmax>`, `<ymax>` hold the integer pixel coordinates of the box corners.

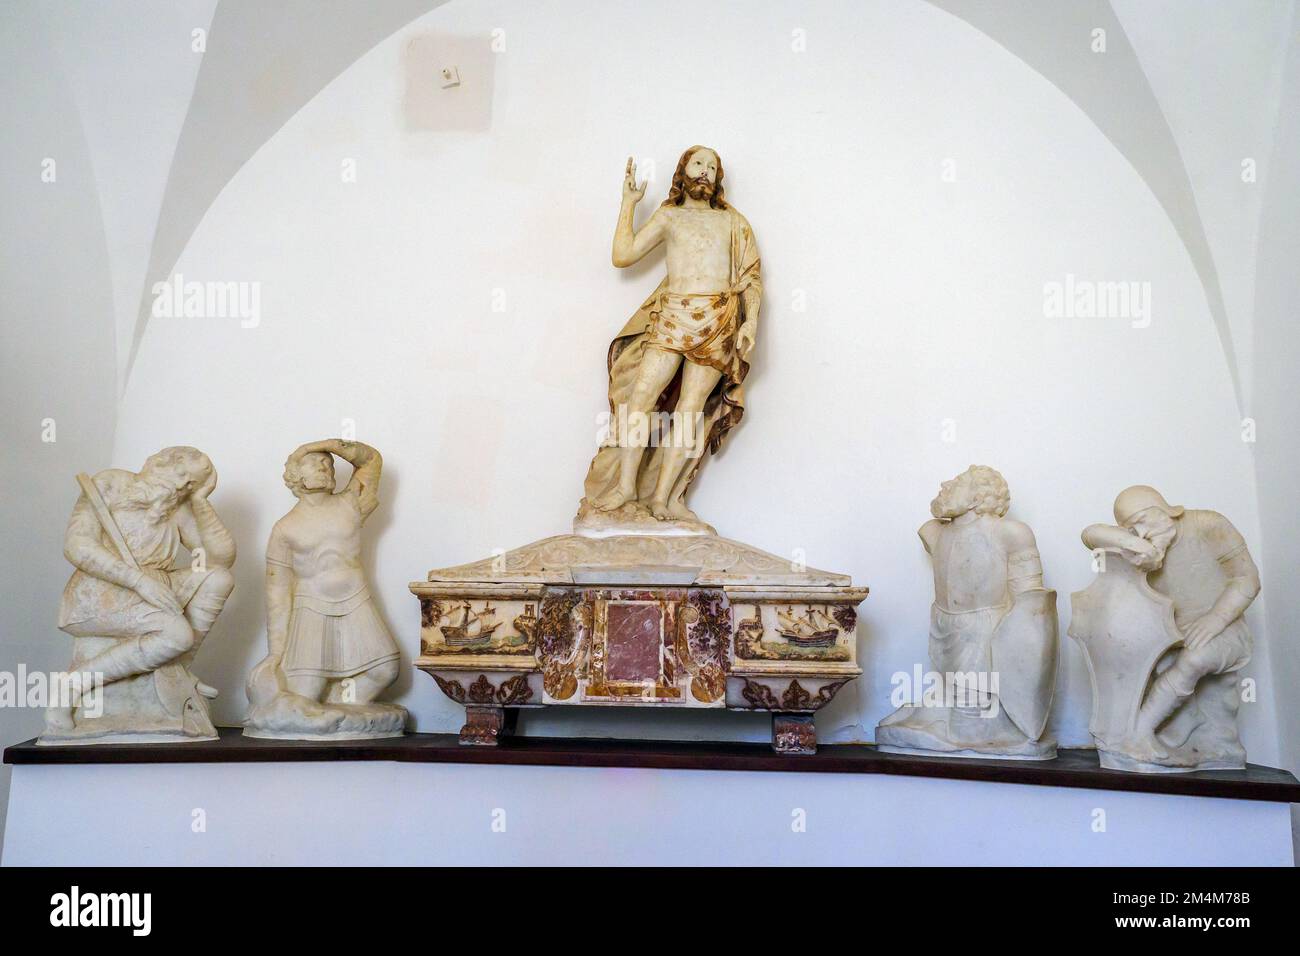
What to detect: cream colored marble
<box><xmin>576</xmin><ymin>146</ymin><xmax>762</xmax><ymax>537</ymax></box>
<box><xmin>876</xmin><ymin>466</ymin><xmax>1058</xmax><ymax>760</ymax></box>
<box><xmin>244</xmin><ymin>440</ymin><xmax>406</xmax><ymax>740</ymax></box>
<box><xmin>1070</xmin><ymin>485</ymin><xmax>1258</xmax><ymax>772</ymax></box>
<box><xmin>423</xmin><ymin>533</ymin><xmax>849</xmax><ymax>587</ymax></box>
<box><xmin>40</xmin><ymin>447</ymin><xmax>236</xmax><ymax>745</ymax></box>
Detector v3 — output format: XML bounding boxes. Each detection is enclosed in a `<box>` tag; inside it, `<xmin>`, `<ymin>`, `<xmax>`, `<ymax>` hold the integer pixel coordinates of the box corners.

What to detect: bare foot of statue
<box><xmin>197</xmin><ymin>681</ymin><xmax>219</xmax><ymax>699</ymax></box>
<box><xmin>668</xmin><ymin>500</ymin><xmax>702</xmax><ymax>522</ymax></box>
<box><xmin>649</xmin><ymin>499</ymin><xmax>674</xmax><ymax>520</ymax></box>
<box><xmin>593</xmin><ymin>484</ymin><xmax>635</xmax><ymax>512</ymax></box>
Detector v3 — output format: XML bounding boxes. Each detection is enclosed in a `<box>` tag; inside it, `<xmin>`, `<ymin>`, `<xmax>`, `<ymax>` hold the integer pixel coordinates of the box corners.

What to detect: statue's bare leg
<box><xmin>343</xmin><ymin>660</ymin><xmax>401</xmax><ymax>704</ymax></box>
<box><xmin>593</xmin><ymin>346</ymin><xmax>682</xmax><ymax>511</ymax></box>
<box><xmin>179</xmin><ymin>569</ymin><xmax>235</xmax><ymax>698</ymax></box>
<box><xmin>45</xmin><ymin>609</ymin><xmax>195</xmax><ymax>731</ymax></box>
<box><xmin>650</xmin><ymin>359</ymin><xmax>723</xmax><ymax>519</ymax></box>
<box><xmin>46</xmin><ymin>568</ymin><xmax>234</xmax><ymax>728</ymax></box>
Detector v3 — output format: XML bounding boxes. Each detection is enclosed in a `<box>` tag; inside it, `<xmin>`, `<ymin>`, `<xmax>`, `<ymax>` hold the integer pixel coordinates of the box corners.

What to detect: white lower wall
<box><xmin>3</xmin><ymin>761</ymin><xmax>1291</xmax><ymax>866</ymax></box>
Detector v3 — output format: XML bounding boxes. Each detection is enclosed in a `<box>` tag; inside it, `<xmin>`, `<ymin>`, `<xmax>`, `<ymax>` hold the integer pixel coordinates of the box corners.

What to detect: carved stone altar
<box><xmin>410</xmin><ymin>535</ymin><xmax>866</xmax><ymax>753</ymax></box>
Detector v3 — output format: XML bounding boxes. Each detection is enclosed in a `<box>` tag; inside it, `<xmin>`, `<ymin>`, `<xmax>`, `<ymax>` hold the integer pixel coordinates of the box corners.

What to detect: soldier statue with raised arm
<box><xmin>245</xmin><ymin>439</ymin><xmax>406</xmax><ymax>740</ymax></box>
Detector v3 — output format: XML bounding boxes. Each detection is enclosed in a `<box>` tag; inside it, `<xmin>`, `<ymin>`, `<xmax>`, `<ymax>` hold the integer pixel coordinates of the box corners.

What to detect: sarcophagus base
<box><xmin>411</xmin><ymin>534</ymin><xmax>866</xmax><ymax>753</ymax></box>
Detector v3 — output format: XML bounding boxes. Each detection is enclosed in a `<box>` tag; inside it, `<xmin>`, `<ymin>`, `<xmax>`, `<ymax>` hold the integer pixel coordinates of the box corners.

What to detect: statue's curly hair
<box><xmin>283</xmin><ymin>450</ymin><xmax>334</xmax><ymax>496</ymax></box>
<box><xmin>140</xmin><ymin>446</ymin><xmax>211</xmax><ymax>489</ymax></box>
<box><xmin>965</xmin><ymin>465</ymin><xmax>1010</xmax><ymax>517</ymax></box>
<box><xmin>662</xmin><ymin>145</ymin><xmax>728</xmax><ymax>210</ymax></box>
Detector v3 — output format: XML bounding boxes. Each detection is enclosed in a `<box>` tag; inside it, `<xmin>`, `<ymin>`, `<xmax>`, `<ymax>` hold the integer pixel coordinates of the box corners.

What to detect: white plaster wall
<box><xmin>40</xmin><ymin>0</ymin><xmax>216</xmax><ymax>395</ymax></box>
<box><xmin>1248</xmin><ymin>5</ymin><xmax>1300</xmax><ymax>853</ymax></box>
<box><xmin>1114</xmin><ymin>0</ymin><xmax>1294</xmax><ymax>411</ymax></box>
<box><xmin>109</xmin><ymin>0</ymin><xmax>1274</xmax><ymax>755</ymax></box>
<box><xmin>0</xmin><ymin>2</ymin><xmax>119</xmax><ymax>859</ymax></box>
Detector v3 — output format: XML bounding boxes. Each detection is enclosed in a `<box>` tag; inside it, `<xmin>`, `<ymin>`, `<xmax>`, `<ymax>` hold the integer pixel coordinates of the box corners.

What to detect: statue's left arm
<box><xmin>734</xmin><ymin>213</ymin><xmax>762</xmax><ymax>358</ymax></box>
<box><xmin>1081</xmin><ymin>522</ymin><xmax>1160</xmax><ymax>570</ymax></box>
<box><xmin>179</xmin><ymin>467</ymin><xmax>236</xmax><ymax>569</ymax></box>
<box><xmin>336</xmin><ymin>440</ymin><xmax>383</xmax><ymax>520</ymax></box>
<box><xmin>918</xmin><ymin>518</ymin><xmax>943</xmax><ymax>554</ymax></box>
<box><xmin>1000</xmin><ymin>520</ymin><xmax>1045</xmax><ymax>594</ymax></box>
<box><xmin>1184</xmin><ymin>515</ymin><xmax>1260</xmax><ymax>649</ymax></box>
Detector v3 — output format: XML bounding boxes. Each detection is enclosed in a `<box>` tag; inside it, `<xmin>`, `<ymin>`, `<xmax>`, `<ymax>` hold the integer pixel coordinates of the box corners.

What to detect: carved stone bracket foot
<box><xmin>772</xmin><ymin>712</ymin><xmax>816</xmax><ymax>754</ymax></box>
<box><xmin>459</xmin><ymin>705</ymin><xmax>519</xmax><ymax>746</ymax></box>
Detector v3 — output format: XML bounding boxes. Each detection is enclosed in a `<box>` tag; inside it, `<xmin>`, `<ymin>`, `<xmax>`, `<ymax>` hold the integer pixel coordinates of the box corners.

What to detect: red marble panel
<box><xmin>605</xmin><ymin>602</ymin><xmax>662</xmax><ymax>682</ymax></box>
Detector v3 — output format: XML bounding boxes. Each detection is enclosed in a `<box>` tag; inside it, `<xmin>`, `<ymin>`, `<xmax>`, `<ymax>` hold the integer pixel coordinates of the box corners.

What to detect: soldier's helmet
<box><xmin>1113</xmin><ymin>485</ymin><xmax>1184</xmax><ymax>527</ymax></box>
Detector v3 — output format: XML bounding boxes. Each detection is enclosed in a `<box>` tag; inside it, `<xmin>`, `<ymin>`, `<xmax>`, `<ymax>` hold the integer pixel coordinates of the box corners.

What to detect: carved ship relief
<box><xmin>776</xmin><ymin>605</ymin><xmax>840</xmax><ymax>648</ymax></box>
<box><xmin>420</xmin><ymin>596</ymin><xmax>536</xmax><ymax>656</ymax></box>
<box><xmin>733</xmin><ymin>603</ymin><xmax>852</xmax><ymax>662</ymax></box>
<box><xmin>441</xmin><ymin>600</ymin><xmax>501</xmax><ymax>647</ymax></box>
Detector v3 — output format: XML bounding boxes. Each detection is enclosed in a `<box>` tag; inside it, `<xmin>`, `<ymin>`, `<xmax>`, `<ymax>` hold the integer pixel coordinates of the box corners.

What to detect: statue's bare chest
<box><xmin>285</xmin><ymin>498</ymin><xmax>362</xmax><ymax>557</ymax></box>
<box><xmin>934</xmin><ymin>524</ymin><xmax>1008</xmax><ymax>609</ymax></box>
<box><xmin>668</xmin><ymin>210</ymin><xmax>729</xmax><ymax>244</ymax></box>
<box><xmin>664</xmin><ymin>210</ymin><xmax>731</xmax><ymax>284</ymax></box>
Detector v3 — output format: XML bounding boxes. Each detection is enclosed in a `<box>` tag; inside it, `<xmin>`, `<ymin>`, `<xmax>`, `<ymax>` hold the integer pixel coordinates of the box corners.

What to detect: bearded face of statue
<box><xmin>123</xmin><ymin>475</ymin><xmax>186</xmax><ymax>517</ymax></box>
<box><xmin>284</xmin><ymin>451</ymin><xmax>335</xmax><ymax>497</ymax></box>
<box><xmin>131</xmin><ymin>448</ymin><xmax>211</xmax><ymax>517</ymax></box>
<box><xmin>299</xmin><ymin>453</ymin><xmax>336</xmax><ymax>492</ymax></box>
<box><xmin>682</xmin><ymin>148</ymin><xmax>718</xmax><ymax>201</ymax></box>
<box><xmin>1126</xmin><ymin>507</ymin><xmax>1178</xmax><ymax>563</ymax></box>
<box><xmin>931</xmin><ymin>472</ymin><xmax>975</xmax><ymax>519</ymax></box>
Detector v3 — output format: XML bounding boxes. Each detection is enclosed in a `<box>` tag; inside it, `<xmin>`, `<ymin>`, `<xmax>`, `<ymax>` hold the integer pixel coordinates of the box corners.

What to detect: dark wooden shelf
<box><xmin>6</xmin><ymin>727</ymin><xmax>1298</xmax><ymax>803</ymax></box>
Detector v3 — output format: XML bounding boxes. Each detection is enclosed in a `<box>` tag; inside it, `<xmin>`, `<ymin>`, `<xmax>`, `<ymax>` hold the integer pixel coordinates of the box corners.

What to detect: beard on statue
<box><xmin>685</xmin><ymin>176</ymin><xmax>715</xmax><ymax>201</ymax></box>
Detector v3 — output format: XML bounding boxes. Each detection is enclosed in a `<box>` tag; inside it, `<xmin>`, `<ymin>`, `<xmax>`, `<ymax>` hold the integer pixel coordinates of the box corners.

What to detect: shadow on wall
<box><xmin>927</xmin><ymin>0</ymin><xmax>1239</xmax><ymax>408</ymax></box>
<box><xmin>126</xmin><ymin>0</ymin><xmax>450</xmax><ymax>387</ymax></box>
<box><xmin>0</xmin><ymin>3</ymin><xmax>117</xmax><ymax>855</ymax></box>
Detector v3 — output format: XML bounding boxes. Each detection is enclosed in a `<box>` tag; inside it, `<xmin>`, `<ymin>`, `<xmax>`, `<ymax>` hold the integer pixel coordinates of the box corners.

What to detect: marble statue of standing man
<box><xmin>577</xmin><ymin>146</ymin><xmax>762</xmax><ymax>536</ymax></box>
<box><xmin>244</xmin><ymin>439</ymin><xmax>406</xmax><ymax>739</ymax></box>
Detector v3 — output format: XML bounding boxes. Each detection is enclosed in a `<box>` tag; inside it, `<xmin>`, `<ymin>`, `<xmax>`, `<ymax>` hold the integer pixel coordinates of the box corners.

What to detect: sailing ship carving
<box><xmin>776</xmin><ymin>606</ymin><xmax>840</xmax><ymax>648</ymax></box>
<box><xmin>441</xmin><ymin>600</ymin><xmax>500</xmax><ymax>647</ymax></box>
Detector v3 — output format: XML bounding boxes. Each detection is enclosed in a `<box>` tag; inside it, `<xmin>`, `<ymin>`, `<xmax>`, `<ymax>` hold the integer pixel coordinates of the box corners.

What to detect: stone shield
<box><xmin>1068</xmin><ymin>555</ymin><xmax>1182</xmax><ymax>750</ymax></box>
<box><xmin>990</xmin><ymin>588</ymin><xmax>1058</xmax><ymax>740</ymax></box>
